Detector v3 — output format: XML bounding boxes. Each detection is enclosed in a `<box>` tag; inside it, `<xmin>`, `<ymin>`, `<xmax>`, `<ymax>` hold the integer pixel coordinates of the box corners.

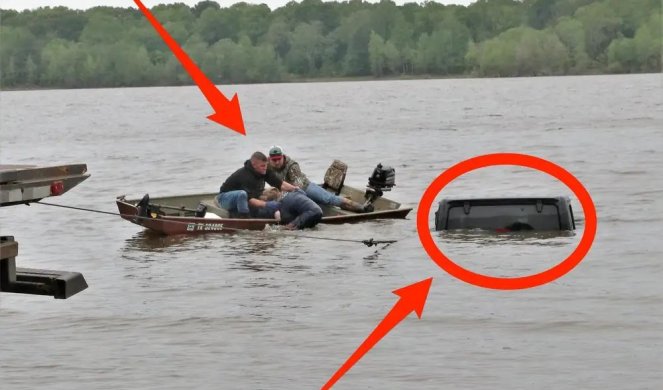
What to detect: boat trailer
<box><xmin>0</xmin><ymin>164</ymin><xmax>89</xmax><ymax>299</ymax></box>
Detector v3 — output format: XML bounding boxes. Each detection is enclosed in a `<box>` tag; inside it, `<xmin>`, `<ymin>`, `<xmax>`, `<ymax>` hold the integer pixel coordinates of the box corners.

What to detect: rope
<box><xmin>34</xmin><ymin>201</ymin><xmax>123</xmax><ymax>217</ymax></box>
<box><xmin>292</xmin><ymin>233</ymin><xmax>397</xmax><ymax>247</ymax></box>
<box><xmin>32</xmin><ymin>201</ymin><xmax>397</xmax><ymax>247</ymax></box>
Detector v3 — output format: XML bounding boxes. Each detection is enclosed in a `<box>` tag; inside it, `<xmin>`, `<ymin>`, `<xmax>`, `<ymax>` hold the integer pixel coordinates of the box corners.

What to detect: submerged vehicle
<box><xmin>435</xmin><ymin>197</ymin><xmax>576</xmax><ymax>232</ymax></box>
<box><xmin>116</xmin><ymin>162</ymin><xmax>412</xmax><ymax>235</ymax></box>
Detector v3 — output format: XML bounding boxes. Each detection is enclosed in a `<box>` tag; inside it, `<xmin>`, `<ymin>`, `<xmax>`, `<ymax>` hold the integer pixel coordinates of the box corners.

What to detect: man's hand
<box><xmin>280</xmin><ymin>181</ymin><xmax>299</xmax><ymax>192</ymax></box>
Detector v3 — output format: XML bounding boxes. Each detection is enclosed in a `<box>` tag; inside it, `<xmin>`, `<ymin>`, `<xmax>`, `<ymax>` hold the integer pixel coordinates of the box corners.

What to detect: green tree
<box><xmin>515</xmin><ymin>28</ymin><xmax>569</xmax><ymax>75</ymax></box>
<box><xmin>246</xmin><ymin>44</ymin><xmax>282</xmax><ymax>82</ymax></box>
<box><xmin>604</xmin><ymin>0</ymin><xmax>659</xmax><ymax>38</ymax></box>
<box><xmin>192</xmin><ymin>1</ymin><xmax>220</xmax><ymax>18</ymax></box>
<box><xmin>0</xmin><ymin>26</ymin><xmax>39</xmax><ymax>86</ymax></box>
<box><xmin>2</xmin><ymin>56</ymin><xmax>18</xmax><ymax>87</ymax></box>
<box><xmin>633</xmin><ymin>12</ymin><xmax>663</xmax><ymax>72</ymax></box>
<box><xmin>368</xmin><ymin>30</ymin><xmax>386</xmax><ymax>76</ymax></box>
<box><xmin>25</xmin><ymin>55</ymin><xmax>39</xmax><ymax>85</ymax></box>
<box><xmin>286</xmin><ymin>22</ymin><xmax>326</xmax><ymax>75</ymax></box>
<box><xmin>389</xmin><ymin>11</ymin><xmax>414</xmax><ymax>50</ymax></box>
<box><xmin>263</xmin><ymin>18</ymin><xmax>291</xmax><ymax>58</ymax></box>
<box><xmin>195</xmin><ymin>7</ymin><xmax>236</xmax><ymax>45</ymax></box>
<box><xmin>607</xmin><ymin>37</ymin><xmax>638</xmax><ymax>72</ymax></box>
<box><xmin>23</xmin><ymin>6</ymin><xmax>88</xmax><ymax>41</ymax></box>
<box><xmin>153</xmin><ymin>3</ymin><xmax>195</xmax><ymax>29</ymax></box>
<box><xmin>415</xmin><ymin>15</ymin><xmax>470</xmax><ymax>74</ymax></box>
<box><xmin>574</xmin><ymin>2</ymin><xmax>622</xmax><ymax>61</ymax></box>
<box><xmin>411</xmin><ymin>1</ymin><xmax>449</xmax><ymax>37</ymax></box>
<box><xmin>205</xmin><ymin>38</ymin><xmax>250</xmax><ymax>83</ymax></box>
<box><xmin>382</xmin><ymin>39</ymin><xmax>401</xmax><ymax>74</ymax></box>
<box><xmin>368</xmin><ymin>0</ymin><xmax>403</xmax><ymax>40</ymax></box>
<box><xmin>337</xmin><ymin>10</ymin><xmax>372</xmax><ymax>75</ymax></box>
<box><xmin>318</xmin><ymin>29</ymin><xmax>344</xmax><ymax>75</ymax></box>
<box><xmin>112</xmin><ymin>42</ymin><xmax>154</xmax><ymax>86</ymax></box>
<box><xmin>551</xmin><ymin>0</ymin><xmax>596</xmax><ymax>20</ymax></box>
<box><xmin>79</xmin><ymin>13</ymin><xmax>126</xmax><ymax>44</ymax></box>
<box><xmin>468</xmin><ymin>26</ymin><xmax>569</xmax><ymax>76</ymax></box>
<box><xmin>79</xmin><ymin>52</ymin><xmax>102</xmax><ymax>86</ymax></box>
<box><xmin>459</xmin><ymin>0</ymin><xmax>524</xmax><ymax>42</ymax></box>
<box><xmin>41</xmin><ymin>38</ymin><xmax>81</xmax><ymax>87</ymax></box>
<box><xmin>182</xmin><ymin>34</ymin><xmax>209</xmax><ymax>67</ymax></box>
<box><xmin>526</xmin><ymin>0</ymin><xmax>557</xmax><ymax>29</ymax></box>
<box><xmin>232</xmin><ymin>3</ymin><xmax>272</xmax><ymax>44</ymax></box>
<box><xmin>553</xmin><ymin>16</ymin><xmax>591</xmax><ymax>72</ymax></box>
<box><xmin>275</xmin><ymin>0</ymin><xmax>341</xmax><ymax>34</ymax></box>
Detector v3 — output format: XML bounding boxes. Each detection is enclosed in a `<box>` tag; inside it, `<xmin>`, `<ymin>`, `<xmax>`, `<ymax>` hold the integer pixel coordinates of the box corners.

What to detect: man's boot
<box><xmin>340</xmin><ymin>199</ymin><xmax>369</xmax><ymax>213</ymax></box>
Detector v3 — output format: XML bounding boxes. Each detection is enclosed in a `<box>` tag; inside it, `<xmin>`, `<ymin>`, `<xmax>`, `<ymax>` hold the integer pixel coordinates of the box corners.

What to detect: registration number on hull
<box><xmin>186</xmin><ymin>223</ymin><xmax>224</xmax><ymax>232</ymax></box>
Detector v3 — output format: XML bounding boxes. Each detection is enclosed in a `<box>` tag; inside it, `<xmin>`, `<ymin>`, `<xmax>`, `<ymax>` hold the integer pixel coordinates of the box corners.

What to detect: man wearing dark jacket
<box><xmin>279</xmin><ymin>189</ymin><xmax>323</xmax><ymax>229</ymax></box>
<box><xmin>261</xmin><ymin>188</ymin><xmax>323</xmax><ymax>230</ymax></box>
<box><xmin>218</xmin><ymin>151</ymin><xmax>298</xmax><ymax>218</ymax></box>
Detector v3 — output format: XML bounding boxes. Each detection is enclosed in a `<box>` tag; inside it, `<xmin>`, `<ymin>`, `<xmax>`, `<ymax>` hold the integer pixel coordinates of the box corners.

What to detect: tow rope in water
<box><xmin>32</xmin><ymin>201</ymin><xmax>398</xmax><ymax>247</ymax></box>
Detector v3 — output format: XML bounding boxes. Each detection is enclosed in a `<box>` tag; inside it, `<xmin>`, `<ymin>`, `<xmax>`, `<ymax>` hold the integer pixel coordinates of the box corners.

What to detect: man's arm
<box><xmin>249</xmin><ymin>198</ymin><xmax>267</xmax><ymax>208</ymax></box>
<box><xmin>280</xmin><ymin>181</ymin><xmax>298</xmax><ymax>192</ymax></box>
<box><xmin>248</xmin><ymin>198</ymin><xmax>280</xmax><ymax>213</ymax></box>
<box><xmin>286</xmin><ymin>163</ymin><xmax>305</xmax><ymax>186</ymax></box>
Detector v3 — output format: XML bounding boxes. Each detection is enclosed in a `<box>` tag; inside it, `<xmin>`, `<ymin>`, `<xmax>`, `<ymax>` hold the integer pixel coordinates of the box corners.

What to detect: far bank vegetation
<box><xmin>1</xmin><ymin>0</ymin><xmax>661</xmax><ymax>89</ymax></box>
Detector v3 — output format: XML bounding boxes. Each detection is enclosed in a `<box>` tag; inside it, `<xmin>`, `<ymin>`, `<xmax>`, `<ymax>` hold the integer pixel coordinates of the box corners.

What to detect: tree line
<box><xmin>1</xmin><ymin>0</ymin><xmax>660</xmax><ymax>89</ymax></box>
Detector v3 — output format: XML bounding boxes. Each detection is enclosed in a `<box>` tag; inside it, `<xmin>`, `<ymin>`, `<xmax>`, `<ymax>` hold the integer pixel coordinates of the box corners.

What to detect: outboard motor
<box><xmin>364</xmin><ymin>163</ymin><xmax>396</xmax><ymax>211</ymax></box>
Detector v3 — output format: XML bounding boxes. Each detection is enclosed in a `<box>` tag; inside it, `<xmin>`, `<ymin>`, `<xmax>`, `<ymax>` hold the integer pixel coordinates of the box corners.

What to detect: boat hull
<box><xmin>116</xmin><ymin>199</ymin><xmax>275</xmax><ymax>235</ymax></box>
<box><xmin>116</xmin><ymin>186</ymin><xmax>412</xmax><ymax>235</ymax></box>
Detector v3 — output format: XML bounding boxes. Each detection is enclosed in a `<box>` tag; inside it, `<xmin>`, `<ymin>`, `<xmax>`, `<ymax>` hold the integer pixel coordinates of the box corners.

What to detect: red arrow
<box><xmin>322</xmin><ymin>277</ymin><xmax>433</xmax><ymax>390</ymax></box>
<box><xmin>134</xmin><ymin>0</ymin><xmax>246</xmax><ymax>135</ymax></box>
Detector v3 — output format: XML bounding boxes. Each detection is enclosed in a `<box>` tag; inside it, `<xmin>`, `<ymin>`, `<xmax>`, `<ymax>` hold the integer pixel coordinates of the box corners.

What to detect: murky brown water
<box><xmin>1</xmin><ymin>74</ymin><xmax>661</xmax><ymax>389</ymax></box>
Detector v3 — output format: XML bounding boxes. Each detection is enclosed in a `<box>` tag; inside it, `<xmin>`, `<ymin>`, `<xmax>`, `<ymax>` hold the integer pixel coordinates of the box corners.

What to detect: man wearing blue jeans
<box><xmin>218</xmin><ymin>151</ymin><xmax>298</xmax><ymax>218</ymax></box>
<box><xmin>260</xmin><ymin>188</ymin><xmax>322</xmax><ymax>229</ymax></box>
<box><xmin>267</xmin><ymin>146</ymin><xmax>368</xmax><ymax>212</ymax></box>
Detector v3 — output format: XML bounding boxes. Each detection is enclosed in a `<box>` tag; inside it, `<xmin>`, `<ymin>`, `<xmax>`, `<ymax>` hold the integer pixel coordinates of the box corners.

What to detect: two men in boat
<box><xmin>217</xmin><ymin>151</ymin><xmax>298</xmax><ymax>219</ymax></box>
<box><xmin>266</xmin><ymin>145</ymin><xmax>369</xmax><ymax>213</ymax></box>
<box><xmin>217</xmin><ymin>151</ymin><xmax>323</xmax><ymax>229</ymax></box>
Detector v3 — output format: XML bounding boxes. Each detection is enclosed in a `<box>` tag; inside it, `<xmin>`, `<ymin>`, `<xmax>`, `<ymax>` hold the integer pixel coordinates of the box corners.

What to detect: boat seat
<box><xmin>199</xmin><ymin>197</ymin><xmax>230</xmax><ymax>218</ymax></box>
<box><xmin>322</xmin><ymin>159</ymin><xmax>347</xmax><ymax>195</ymax></box>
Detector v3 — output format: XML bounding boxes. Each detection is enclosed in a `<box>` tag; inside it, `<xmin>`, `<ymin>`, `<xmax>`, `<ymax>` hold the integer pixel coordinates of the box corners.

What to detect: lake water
<box><xmin>1</xmin><ymin>74</ymin><xmax>661</xmax><ymax>389</ymax></box>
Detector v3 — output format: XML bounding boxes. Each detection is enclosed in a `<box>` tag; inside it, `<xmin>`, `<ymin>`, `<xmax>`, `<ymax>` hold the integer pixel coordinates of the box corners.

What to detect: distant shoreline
<box><xmin>1</xmin><ymin>71</ymin><xmax>656</xmax><ymax>92</ymax></box>
<box><xmin>0</xmin><ymin>73</ymin><xmax>465</xmax><ymax>92</ymax></box>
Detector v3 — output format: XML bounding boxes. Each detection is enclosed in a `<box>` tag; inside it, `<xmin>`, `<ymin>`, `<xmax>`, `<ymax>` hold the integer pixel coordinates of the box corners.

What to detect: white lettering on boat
<box><xmin>204</xmin><ymin>223</ymin><xmax>224</xmax><ymax>231</ymax></box>
<box><xmin>186</xmin><ymin>222</ymin><xmax>225</xmax><ymax>231</ymax></box>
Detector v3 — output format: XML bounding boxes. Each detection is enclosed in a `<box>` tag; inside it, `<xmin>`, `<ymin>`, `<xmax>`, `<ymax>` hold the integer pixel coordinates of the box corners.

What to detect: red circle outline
<box><xmin>417</xmin><ymin>153</ymin><xmax>597</xmax><ymax>290</ymax></box>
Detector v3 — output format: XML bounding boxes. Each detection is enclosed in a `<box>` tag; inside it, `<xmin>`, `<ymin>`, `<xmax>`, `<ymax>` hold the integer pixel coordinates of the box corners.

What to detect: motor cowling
<box><xmin>368</xmin><ymin>163</ymin><xmax>395</xmax><ymax>191</ymax></box>
<box><xmin>364</xmin><ymin>164</ymin><xmax>396</xmax><ymax>209</ymax></box>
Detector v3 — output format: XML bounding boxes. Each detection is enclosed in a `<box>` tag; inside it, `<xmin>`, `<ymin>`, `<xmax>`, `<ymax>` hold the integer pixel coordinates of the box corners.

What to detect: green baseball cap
<box><xmin>269</xmin><ymin>145</ymin><xmax>283</xmax><ymax>157</ymax></box>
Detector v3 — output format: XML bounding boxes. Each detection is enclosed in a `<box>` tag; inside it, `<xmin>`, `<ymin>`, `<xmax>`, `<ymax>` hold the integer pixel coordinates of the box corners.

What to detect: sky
<box><xmin>1</xmin><ymin>0</ymin><xmax>474</xmax><ymax>12</ymax></box>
